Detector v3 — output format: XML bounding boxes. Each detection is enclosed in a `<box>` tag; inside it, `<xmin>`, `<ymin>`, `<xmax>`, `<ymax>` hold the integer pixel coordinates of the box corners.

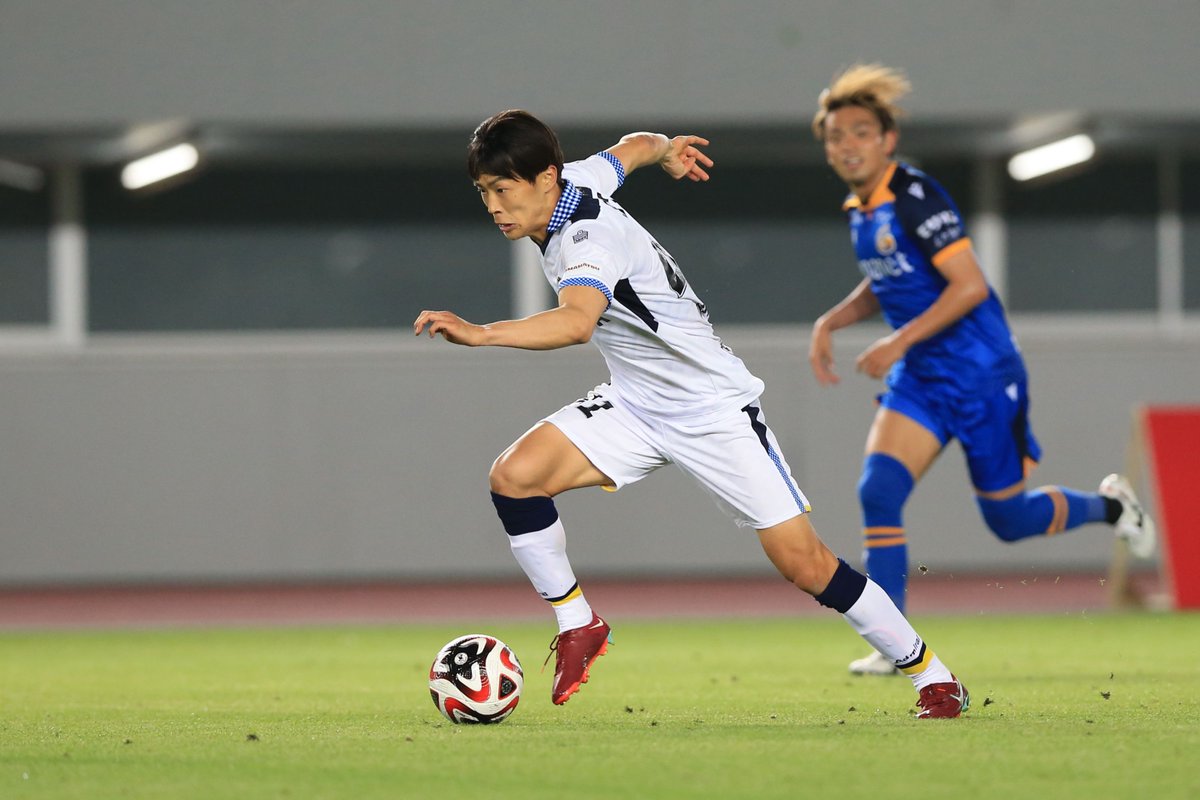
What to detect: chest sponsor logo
<box><xmin>858</xmin><ymin>252</ymin><xmax>916</xmax><ymax>281</ymax></box>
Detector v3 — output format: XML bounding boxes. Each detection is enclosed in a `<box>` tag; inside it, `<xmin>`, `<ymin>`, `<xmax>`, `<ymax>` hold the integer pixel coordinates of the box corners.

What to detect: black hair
<box><xmin>467</xmin><ymin>109</ymin><xmax>565</xmax><ymax>184</ymax></box>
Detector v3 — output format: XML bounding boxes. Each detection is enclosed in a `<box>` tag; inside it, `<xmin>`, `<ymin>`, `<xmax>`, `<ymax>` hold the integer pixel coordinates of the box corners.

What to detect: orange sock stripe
<box><xmin>865</xmin><ymin>536</ymin><xmax>907</xmax><ymax>548</ymax></box>
<box><xmin>1042</xmin><ymin>487</ymin><xmax>1067</xmax><ymax>535</ymax></box>
<box><xmin>864</xmin><ymin>526</ymin><xmax>906</xmax><ymax>548</ymax></box>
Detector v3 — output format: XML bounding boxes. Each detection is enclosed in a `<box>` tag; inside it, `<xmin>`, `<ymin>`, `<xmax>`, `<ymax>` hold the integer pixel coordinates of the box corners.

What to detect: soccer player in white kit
<box><xmin>414</xmin><ymin>109</ymin><xmax>969</xmax><ymax>718</ymax></box>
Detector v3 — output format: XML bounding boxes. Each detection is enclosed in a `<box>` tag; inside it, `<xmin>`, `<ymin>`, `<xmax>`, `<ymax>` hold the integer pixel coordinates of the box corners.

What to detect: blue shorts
<box><xmin>879</xmin><ymin>372</ymin><xmax>1043</xmax><ymax>493</ymax></box>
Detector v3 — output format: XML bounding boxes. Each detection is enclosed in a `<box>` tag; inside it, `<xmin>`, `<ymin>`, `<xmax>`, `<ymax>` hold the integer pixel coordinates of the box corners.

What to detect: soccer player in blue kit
<box><xmin>416</xmin><ymin>109</ymin><xmax>969</xmax><ymax>717</ymax></box>
<box><xmin>808</xmin><ymin>65</ymin><xmax>1157</xmax><ymax>675</ymax></box>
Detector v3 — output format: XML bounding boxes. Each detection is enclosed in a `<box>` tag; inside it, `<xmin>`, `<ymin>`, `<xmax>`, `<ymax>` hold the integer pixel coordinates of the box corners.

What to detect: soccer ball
<box><xmin>429</xmin><ymin>634</ymin><xmax>523</xmax><ymax>724</ymax></box>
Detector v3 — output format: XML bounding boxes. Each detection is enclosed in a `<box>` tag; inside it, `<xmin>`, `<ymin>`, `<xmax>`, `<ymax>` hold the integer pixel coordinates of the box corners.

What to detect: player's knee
<box><xmin>488</xmin><ymin>450</ymin><xmax>533</xmax><ymax>496</ymax></box>
<box><xmin>976</xmin><ymin>495</ymin><xmax>1028</xmax><ymax>542</ymax></box>
<box><xmin>857</xmin><ymin>453</ymin><xmax>914</xmax><ymax>518</ymax></box>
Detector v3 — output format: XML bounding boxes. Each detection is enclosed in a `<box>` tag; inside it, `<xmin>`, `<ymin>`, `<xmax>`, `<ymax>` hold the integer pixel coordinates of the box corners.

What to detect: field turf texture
<box><xmin>1</xmin><ymin>613</ymin><xmax>1196</xmax><ymax>799</ymax></box>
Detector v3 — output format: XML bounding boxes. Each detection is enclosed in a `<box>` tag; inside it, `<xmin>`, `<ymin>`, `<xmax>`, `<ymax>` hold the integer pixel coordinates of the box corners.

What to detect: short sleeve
<box><xmin>562</xmin><ymin>153</ymin><xmax>624</xmax><ymax>197</ymax></box>
<box><xmin>557</xmin><ymin>223</ymin><xmax>626</xmax><ymax>308</ymax></box>
<box><xmin>893</xmin><ymin>174</ymin><xmax>971</xmax><ymax>267</ymax></box>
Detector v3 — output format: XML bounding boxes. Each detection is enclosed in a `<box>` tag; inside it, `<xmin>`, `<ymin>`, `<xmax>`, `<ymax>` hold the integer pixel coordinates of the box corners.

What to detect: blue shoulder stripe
<box><xmin>598</xmin><ymin>151</ymin><xmax>626</xmax><ymax>188</ymax></box>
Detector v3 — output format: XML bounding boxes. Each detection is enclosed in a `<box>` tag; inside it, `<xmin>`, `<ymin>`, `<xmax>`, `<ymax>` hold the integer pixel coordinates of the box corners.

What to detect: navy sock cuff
<box><xmin>490</xmin><ymin>492</ymin><xmax>559</xmax><ymax>536</ymax></box>
<box><xmin>814</xmin><ymin>559</ymin><xmax>869</xmax><ymax>613</ymax></box>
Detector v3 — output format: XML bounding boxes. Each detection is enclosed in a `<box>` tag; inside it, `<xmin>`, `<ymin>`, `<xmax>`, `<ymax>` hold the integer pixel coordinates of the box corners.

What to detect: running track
<box><xmin>0</xmin><ymin>571</ymin><xmax>1165</xmax><ymax>629</ymax></box>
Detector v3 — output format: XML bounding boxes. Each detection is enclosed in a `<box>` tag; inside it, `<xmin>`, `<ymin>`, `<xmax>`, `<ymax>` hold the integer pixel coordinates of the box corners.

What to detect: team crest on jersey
<box><xmin>875</xmin><ymin>225</ymin><xmax>897</xmax><ymax>255</ymax></box>
<box><xmin>572</xmin><ymin>230</ymin><xmax>589</xmax><ymax>244</ymax></box>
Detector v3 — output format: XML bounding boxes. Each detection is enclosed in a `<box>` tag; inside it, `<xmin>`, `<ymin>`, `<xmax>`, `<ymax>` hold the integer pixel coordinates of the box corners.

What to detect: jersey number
<box><xmin>651</xmin><ymin>241</ymin><xmax>687</xmax><ymax>297</ymax></box>
<box><xmin>575</xmin><ymin>400</ymin><xmax>614</xmax><ymax>419</ymax></box>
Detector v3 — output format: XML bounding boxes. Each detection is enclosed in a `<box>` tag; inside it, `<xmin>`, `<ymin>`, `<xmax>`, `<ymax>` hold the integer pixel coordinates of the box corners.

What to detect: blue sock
<box><xmin>858</xmin><ymin>453</ymin><xmax>914</xmax><ymax>614</ymax></box>
<box><xmin>977</xmin><ymin>487</ymin><xmax>1110</xmax><ymax>542</ymax></box>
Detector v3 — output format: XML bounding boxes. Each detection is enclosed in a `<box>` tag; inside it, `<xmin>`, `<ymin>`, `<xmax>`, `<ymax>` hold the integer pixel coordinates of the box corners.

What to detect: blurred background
<box><xmin>1</xmin><ymin>1</ymin><xmax>1197</xmax><ymax>588</ymax></box>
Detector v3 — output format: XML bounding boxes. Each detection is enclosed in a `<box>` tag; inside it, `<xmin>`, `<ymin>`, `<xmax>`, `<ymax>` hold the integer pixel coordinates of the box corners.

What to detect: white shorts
<box><xmin>543</xmin><ymin>384</ymin><xmax>811</xmax><ymax>530</ymax></box>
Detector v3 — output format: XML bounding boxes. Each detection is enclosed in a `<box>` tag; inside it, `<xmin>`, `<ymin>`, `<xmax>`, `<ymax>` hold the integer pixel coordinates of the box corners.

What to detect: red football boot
<box><xmin>547</xmin><ymin>613</ymin><xmax>611</xmax><ymax>705</ymax></box>
<box><xmin>916</xmin><ymin>674</ymin><xmax>970</xmax><ymax>719</ymax></box>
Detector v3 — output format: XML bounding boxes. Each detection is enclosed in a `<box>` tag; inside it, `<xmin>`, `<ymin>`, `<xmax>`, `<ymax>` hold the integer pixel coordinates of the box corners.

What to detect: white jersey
<box><xmin>541</xmin><ymin>155</ymin><xmax>764</xmax><ymax>420</ymax></box>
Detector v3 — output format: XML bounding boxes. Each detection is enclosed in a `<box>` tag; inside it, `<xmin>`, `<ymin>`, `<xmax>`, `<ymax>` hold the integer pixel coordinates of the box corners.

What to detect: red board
<box><xmin>1144</xmin><ymin>406</ymin><xmax>1200</xmax><ymax>609</ymax></box>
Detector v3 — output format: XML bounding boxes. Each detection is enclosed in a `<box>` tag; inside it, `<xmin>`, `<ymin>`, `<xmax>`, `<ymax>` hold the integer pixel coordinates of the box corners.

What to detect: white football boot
<box><xmin>1099</xmin><ymin>473</ymin><xmax>1157</xmax><ymax>559</ymax></box>
<box><xmin>848</xmin><ymin>650</ymin><xmax>900</xmax><ymax>676</ymax></box>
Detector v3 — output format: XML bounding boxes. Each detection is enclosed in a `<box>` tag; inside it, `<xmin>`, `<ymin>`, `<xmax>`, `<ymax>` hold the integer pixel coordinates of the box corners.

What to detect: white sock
<box><xmin>508</xmin><ymin>518</ymin><xmax>594</xmax><ymax>632</ymax></box>
<box><xmin>841</xmin><ymin>578</ymin><xmax>953</xmax><ymax>689</ymax></box>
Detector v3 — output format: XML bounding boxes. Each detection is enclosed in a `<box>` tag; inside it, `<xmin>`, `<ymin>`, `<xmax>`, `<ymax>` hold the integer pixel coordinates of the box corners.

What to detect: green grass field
<box><xmin>2</xmin><ymin>612</ymin><xmax>1197</xmax><ymax>799</ymax></box>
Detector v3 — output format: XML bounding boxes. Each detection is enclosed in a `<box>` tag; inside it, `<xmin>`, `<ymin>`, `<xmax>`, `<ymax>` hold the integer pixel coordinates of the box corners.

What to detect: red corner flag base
<box><xmin>1144</xmin><ymin>406</ymin><xmax>1200</xmax><ymax>610</ymax></box>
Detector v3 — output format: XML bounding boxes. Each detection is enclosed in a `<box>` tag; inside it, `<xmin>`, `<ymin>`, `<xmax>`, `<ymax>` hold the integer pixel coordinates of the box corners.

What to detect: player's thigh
<box><xmin>496</xmin><ymin>385</ymin><xmax>667</xmax><ymax>497</ymax></box>
<box><xmin>667</xmin><ymin>403</ymin><xmax>810</xmax><ymax>530</ymax></box>
<box><xmin>959</xmin><ymin>380</ymin><xmax>1039</xmax><ymax>495</ymax></box>
<box><xmin>866</xmin><ymin>405</ymin><xmax>944</xmax><ymax>480</ymax></box>
<box><xmin>490</xmin><ymin>421</ymin><xmax>610</xmax><ymax>497</ymax></box>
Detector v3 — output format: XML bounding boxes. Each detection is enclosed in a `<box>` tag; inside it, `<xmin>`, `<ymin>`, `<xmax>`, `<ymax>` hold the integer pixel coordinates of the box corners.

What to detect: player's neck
<box><xmin>851</xmin><ymin>161</ymin><xmax>894</xmax><ymax>204</ymax></box>
<box><xmin>527</xmin><ymin>184</ymin><xmax>564</xmax><ymax>245</ymax></box>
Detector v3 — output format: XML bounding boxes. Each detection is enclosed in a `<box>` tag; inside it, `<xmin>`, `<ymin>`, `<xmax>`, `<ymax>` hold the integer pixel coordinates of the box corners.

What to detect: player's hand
<box><xmin>413</xmin><ymin>310</ymin><xmax>485</xmax><ymax>346</ymax></box>
<box><xmin>808</xmin><ymin>322</ymin><xmax>839</xmax><ymax>385</ymax></box>
<box><xmin>660</xmin><ymin>135</ymin><xmax>713</xmax><ymax>182</ymax></box>
<box><xmin>855</xmin><ymin>333</ymin><xmax>907</xmax><ymax>379</ymax></box>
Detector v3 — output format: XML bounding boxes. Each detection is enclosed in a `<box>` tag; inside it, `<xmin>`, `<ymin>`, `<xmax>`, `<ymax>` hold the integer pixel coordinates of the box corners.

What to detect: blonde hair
<box><xmin>812</xmin><ymin>63</ymin><xmax>912</xmax><ymax>140</ymax></box>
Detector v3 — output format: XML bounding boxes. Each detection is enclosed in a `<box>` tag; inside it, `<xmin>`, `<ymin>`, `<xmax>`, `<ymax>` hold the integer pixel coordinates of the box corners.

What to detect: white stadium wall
<box><xmin>0</xmin><ymin>325</ymin><xmax>1194</xmax><ymax>585</ymax></box>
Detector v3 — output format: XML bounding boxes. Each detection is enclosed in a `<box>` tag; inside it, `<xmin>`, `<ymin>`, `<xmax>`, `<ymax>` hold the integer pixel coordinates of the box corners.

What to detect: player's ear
<box><xmin>538</xmin><ymin>165</ymin><xmax>558</xmax><ymax>189</ymax></box>
<box><xmin>882</xmin><ymin>129</ymin><xmax>899</xmax><ymax>157</ymax></box>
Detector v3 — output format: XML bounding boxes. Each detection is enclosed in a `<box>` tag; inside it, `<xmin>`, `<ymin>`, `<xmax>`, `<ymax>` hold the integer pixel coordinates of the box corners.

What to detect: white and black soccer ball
<box><xmin>429</xmin><ymin>634</ymin><xmax>523</xmax><ymax>724</ymax></box>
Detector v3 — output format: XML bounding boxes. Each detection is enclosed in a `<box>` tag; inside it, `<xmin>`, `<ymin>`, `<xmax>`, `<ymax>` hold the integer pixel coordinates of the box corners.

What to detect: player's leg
<box><xmin>757</xmin><ymin>515</ymin><xmax>967</xmax><ymax>718</ymax></box>
<box><xmin>847</xmin><ymin>393</ymin><xmax>945</xmax><ymax>675</ymax></box>
<box><xmin>489</xmin><ymin>386</ymin><xmax>665</xmax><ymax>704</ymax></box>
<box><xmin>965</xmin><ymin>380</ymin><xmax>1155</xmax><ymax>556</ymax></box>
<box><xmin>861</xmin><ymin>406</ymin><xmax>944</xmax><ymax>614</ymax></box>
<box><xmin>490</xmin><ymin>419</ymin><xmax>610</xmax><ymax>634</ymax></box>
<box><xmin>666</xmin><ymin>403</ymin><xmax>966</xmax><ymax>717</ymax></box>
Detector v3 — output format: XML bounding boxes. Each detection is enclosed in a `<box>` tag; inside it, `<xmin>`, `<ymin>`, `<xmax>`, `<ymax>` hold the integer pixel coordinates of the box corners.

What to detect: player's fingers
<box><xmin>413</xmin><ymin>311</ymin><xmax>433</xmax><ymax>335</ymax></box>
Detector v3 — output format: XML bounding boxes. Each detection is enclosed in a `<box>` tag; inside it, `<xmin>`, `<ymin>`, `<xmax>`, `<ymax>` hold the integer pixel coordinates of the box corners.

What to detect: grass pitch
<box><xmin>1</xmin><ymin>612</ymin><xmax>1197</xmax><ymax>799</ymax></box>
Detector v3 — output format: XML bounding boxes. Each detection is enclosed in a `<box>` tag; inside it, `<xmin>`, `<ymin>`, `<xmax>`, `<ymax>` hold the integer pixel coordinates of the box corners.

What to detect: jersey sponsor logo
<box><xmin>858</xmin><ymin>252</ymin><xmax>916</xmax><ymax>280</ymax></box>
<box><xmin>875</xmin><ymin>225</ymin><xmax>897</xmax><ymax>255</ymax></box>
<box><xmin>932</xmin><ymin>226</ymin><xmax>963</xmax><ymax>250</ymax></box>
<box><xmin>916</xmin><ymin>210</ymin><xmax>961</xmax><ymax>241</ymax></box>
<box><xmin>563</xmin><ymin>262</ymin><xmax>601</xmax><ymax>275</ymax></box>
<box><xmin>572</xmin><ymin>230</ymin><xmax>589</xmax><ymax>243</ymax></box>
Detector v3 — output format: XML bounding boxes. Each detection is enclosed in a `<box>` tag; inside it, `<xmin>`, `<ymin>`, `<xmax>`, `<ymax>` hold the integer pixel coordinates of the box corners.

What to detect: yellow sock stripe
<box><xmin>548</xmin><ymin>585</ymin><xmax>583</xmax><ymax>606</ymax></box>
<box><xmin>899</xmin><ymin>647</ymin><xmax>935</xmax><ymax>676</ymax></box>
<box><xmin>864</xmin><ymin>526</ymin><xmax>904</xmax><ymax>535</ymax></box>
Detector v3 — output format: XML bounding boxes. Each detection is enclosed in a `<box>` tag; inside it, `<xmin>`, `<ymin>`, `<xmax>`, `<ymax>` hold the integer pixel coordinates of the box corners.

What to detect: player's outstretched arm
<box><xmin>606</xmin><ymin>133</ymin><xmax>713</xmax><ymax>183</ymax></box>
<box><xmin>413</xmin><ymin>285</ymin><xmax>609</xmax><ymax>351</ymax></box>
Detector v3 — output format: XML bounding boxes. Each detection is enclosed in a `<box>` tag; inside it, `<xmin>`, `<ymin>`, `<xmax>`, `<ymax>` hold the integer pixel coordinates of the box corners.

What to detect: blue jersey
<box><xmin>843</xmin><ymin>162</ymin><xmax>1024</xmax><ymax>394</ymax></box>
